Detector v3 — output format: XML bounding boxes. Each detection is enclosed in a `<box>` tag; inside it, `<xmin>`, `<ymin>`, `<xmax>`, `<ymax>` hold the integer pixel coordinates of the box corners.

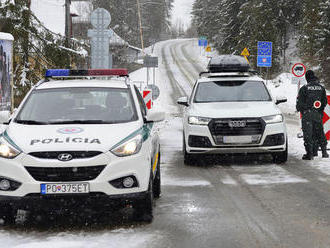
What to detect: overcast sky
<box><xmin>171</xmin><ymin>0</ymin><xmax>194</xmax><ymax>29</ymax></box>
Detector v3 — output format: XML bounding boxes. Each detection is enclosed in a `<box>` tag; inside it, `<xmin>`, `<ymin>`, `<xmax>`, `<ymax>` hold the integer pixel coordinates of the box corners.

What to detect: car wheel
<box><xmin>153</xmin><ymin>152</ymin><xmax>161</xmax><ymax>199</ymax></box>
<box><xmin>133</xmin><ymin>175</ymin><xmax>153</xmax><ymax>223</ymax></box>
<box><xmin>272</xmin><ymin>141</ymin><xmax>288</xmax><ymax>164</ymax></box>
<box><xmin>183</xmin><ymin>134</ymin><xmax>198</xmax><ymax>165</ymax></box>
<box><xmin>0</xmin><ymin>205</ymin><xmax>15</xmax><ymax>226</ymax></box>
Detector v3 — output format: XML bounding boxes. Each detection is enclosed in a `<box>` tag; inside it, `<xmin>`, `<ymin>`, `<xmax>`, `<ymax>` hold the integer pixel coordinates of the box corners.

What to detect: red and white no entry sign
<box><xmin>323</xmin><ymin>95</ymin><xmax>330</xmax><ymax>141</ymax></box>
<box><xmin>292</xmin><ymin>63</ymin><xmax>307</xmax><ymax>78</ymax></box>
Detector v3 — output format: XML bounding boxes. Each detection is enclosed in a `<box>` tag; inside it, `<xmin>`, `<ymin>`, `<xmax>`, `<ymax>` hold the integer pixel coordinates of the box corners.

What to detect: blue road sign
<box><xmin>198</xmin><ymin>39</ymin><xmax>208</xmax><ymax>47</ymax></box>
<box><xmin>258</xmin><ymin>41</ymin><xmax>272</xmax><ymax>56</ymax></box>
<box><xmin>257</xmin><ymin>41</ymin><xmax>272</xmax><ymax>67</ymax></box>
<box><xmin>203</xmin><ymin>39</ymin><xmax>208</xmax><ymax>47</ymax></box>
<box><xmin>257</xmin><ymin>56</ymin><xmax>272</xmax><ymax>67</ymax></box>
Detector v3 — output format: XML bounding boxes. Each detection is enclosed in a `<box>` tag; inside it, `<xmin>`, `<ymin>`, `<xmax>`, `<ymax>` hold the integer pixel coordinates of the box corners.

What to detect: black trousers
<box><xmin>302</xmin><ymin>111</ymin><xmax>327</xmax><ymax>153</ymax></box>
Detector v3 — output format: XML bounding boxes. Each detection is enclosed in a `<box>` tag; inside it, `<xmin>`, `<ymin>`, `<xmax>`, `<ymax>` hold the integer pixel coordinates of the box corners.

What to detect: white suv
<box><xmin>0</xmin><ymin>69</ymin><xmax>164</xmax><ymax>224</ymax></box>
<box><xmin>178</xmin><ymin>55</ymin><xmax>288</xmax><ymax>165</ymax></box>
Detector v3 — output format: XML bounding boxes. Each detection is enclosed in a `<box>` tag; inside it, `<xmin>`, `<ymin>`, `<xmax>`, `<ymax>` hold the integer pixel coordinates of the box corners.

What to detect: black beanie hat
<box><xmin>305</xmin><ymin>70</ymin><xmax>316</xmax><ymax>82</ymax></box>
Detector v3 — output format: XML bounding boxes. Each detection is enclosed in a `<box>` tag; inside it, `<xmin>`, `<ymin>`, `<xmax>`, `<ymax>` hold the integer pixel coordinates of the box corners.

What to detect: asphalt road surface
<box><xmin>1</xmin><ymin>39</ymin><xmax>330</xmax><ymax>248</ymax></box>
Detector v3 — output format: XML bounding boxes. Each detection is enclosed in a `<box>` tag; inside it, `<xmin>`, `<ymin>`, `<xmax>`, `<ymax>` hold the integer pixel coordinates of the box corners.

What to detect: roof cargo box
<box><xmin>207</xmin><ymin>55</ymin><xmax>250</xmax><ymax>73</ymax></box>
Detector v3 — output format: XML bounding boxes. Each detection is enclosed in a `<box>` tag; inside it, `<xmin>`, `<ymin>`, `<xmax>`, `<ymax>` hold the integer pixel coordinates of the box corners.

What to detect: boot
<box><xmin>313</xmin><ymin>148</ymin><xmax>318</xmax><ymax>157</ymax></box>
<box><xmin>302</xmin><ymin>153</ymin><xmax>313</xmax><ymax>160</ymax></box>
<box><xmin>321</xmin><ymin>147</ymin><xmax>329</xmax><ymax>158</ymax></box>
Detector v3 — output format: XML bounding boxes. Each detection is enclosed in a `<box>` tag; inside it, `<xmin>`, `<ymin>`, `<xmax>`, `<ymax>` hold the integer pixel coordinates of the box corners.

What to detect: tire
<box><xmin>183</xmin><ymin>134</ymin><xmax>198</xmax><ymax>165</ymax></box>
<box><xmin>153</xmin><ymin>152</ymin><xmax>161</xmax><ymax>199</ymax></box>
<box><xmin>272</xmin><ymin>141</ymin><xmax>288</xmax><ymax>164</ymax></box>
<box><xmin>133</xmin><ymin>175</ymin><xmax>153</xmax><ymax>223</ymax></box>
<box><xmin>0</xmin><ymin>205</ymin><xmax>15</xmax><ymax>226</ymax></box>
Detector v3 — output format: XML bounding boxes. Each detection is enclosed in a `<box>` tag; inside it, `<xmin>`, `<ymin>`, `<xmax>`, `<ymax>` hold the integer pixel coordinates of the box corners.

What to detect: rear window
<box><xmin>194</xmin><ymin>80</ymin><xmax>271</xmax><ymax>103</ymax></box>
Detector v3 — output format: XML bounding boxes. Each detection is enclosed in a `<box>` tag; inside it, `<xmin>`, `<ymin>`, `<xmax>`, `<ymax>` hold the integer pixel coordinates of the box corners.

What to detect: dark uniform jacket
<box><xmin>296</xmin><ymin>78</ymin><xmax>327</xmax><ymax>117</ymax></box>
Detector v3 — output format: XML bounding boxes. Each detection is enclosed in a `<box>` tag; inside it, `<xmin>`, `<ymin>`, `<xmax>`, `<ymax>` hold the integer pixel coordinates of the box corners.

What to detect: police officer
<box><xmin>296</xmin><ymin>70</ymin><xmax>329</xmax><ymax>160</ymax></box>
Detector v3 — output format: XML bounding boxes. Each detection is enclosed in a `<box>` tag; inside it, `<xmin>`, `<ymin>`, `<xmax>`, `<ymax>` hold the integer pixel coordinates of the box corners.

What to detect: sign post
<box><xmin>88</xmin><ymin>8</ymin><xmax>113</xmax><ymax>69</ymax></box>
<box><xmin>257</xmin><ymin>41</ymin><xmax>272</xmax><ymax>84</ymax></box>
<box><xmin>292</xmin><ymin>63</ymin><xmax>307</xmax><ymax>139</ymax></box>
<box><xmin>257</xmin><ymin>41</ymin><xmax>272</xmax><ymax>67</ymax></box>
<box><xmin>143</xmin><ymin>56</ymin><xmax>158</xmax><ymax>85</ymax></box>
<box><xmin>291</xmin><ymin>63</ymin><xmax>307</xmax><ymax>95</ymax></box>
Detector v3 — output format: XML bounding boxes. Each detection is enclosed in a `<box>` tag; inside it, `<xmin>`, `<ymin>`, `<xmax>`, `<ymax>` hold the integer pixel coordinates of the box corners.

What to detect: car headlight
<box><xmin>188</xmin><ymin>116</ymin><xmax>211</xmax><ymax>125</ymax></box>
<box><xmin>111</xmin><ymin>134</ymin><xmax>143</xmax><ymax>157</ymax></box>
<box><xmin>262</xmin><ymin>114</ymin><xmax>283</xmax><ymax>124</ymax></box>
<box><xmin>0</xmin><ymin>136</ymin><xmax>21</xmax><ymax>159</ymax></box>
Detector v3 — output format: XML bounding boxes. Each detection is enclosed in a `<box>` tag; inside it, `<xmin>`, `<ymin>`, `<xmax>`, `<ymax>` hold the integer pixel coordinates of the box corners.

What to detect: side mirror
<box><xmin>177</xmin><ymin>96</ymin><xmax>189</xmax><ymax>107</ymax></box>
<box><xmin>145</xmin><ymin>109</ymin><xmax>165</xmax><ymax>123</ymax></box>
<box><xmin>275</xmin><ymin>96</ymin><xmax>287</xmax><ymax>105</ymax></box>
<box><xmin>0</xmin><ymin>111</ymin><xmax>11</xmax><ymax>124</ymax></box>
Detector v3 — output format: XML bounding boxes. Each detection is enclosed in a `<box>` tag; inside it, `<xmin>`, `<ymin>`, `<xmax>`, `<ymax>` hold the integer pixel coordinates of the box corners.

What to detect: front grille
<box><xmin>209</xmin><ymin>118</ymin><xmax>264</xmax><ymax>136</ymax></box>
<box><xmin>29</xmin><ymin>151</ymin><xmax>102</xmax><ymax>160</ymax></box>
<box><xmin>25</xmin><ymin>165</ymin><xmax>106</xmax><ymax>182</ymax></box>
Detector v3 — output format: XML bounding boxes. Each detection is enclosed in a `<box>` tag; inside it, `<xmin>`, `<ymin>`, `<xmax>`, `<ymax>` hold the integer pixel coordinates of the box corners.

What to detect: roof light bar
<box><xmin>45</xmin><ymin>69</ymin><xmax>129</xmax><ymax>78</ymax></box>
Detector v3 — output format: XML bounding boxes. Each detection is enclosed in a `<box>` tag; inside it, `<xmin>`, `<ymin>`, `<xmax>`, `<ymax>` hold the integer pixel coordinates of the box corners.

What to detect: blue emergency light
<box><xmin>45</xmin><ymin>69</ymin><xmax>129</xmax><ymax>78</ymax></box>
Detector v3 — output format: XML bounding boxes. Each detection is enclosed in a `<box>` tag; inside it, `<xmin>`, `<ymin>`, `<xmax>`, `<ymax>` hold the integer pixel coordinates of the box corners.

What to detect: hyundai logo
<box><xmin>58</xmin><ymin>153</ymin><xmax>73</xmax><ymax>162</ymax></box>
<box><xmin>229</xmin><ymin>120</ymin><xmax>246</xmax><ymax>128</ymax></box>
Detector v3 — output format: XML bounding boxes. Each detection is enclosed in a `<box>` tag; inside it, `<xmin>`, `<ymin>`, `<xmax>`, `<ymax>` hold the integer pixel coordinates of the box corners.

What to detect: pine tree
<box><xmin>318</xmin><ymin>0</ymin><xmax>330</xmax><ymax>87</ymax></box>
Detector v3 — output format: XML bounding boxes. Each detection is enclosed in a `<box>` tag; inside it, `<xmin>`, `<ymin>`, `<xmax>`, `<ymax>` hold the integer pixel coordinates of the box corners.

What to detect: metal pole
<box><xmin>153</xmin><ymin>67</ymin><xmax>155</xmax><ymax>85</ymax></box>
<box><xmin>136</xmin><ymin>0</ymin><xmax>144</xmax><ymax>54</ymax></box>
<box><xmin>65</xmin><ymin>0</ymin><xmax>71</xmax><ymax>44</ymax></box>
<box><xmin>147</xmin><ymin>67</ymin><xmax>149</xmax><ymax>85</ymax></box>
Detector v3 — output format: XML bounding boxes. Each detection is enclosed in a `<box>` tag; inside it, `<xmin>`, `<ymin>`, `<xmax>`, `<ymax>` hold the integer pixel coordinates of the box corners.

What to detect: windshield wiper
<box><xmin>15</xmin><ymin>119</ymin><xmax>49</xmax><ymax>125</ymax></box>
<box><xmin>48</xmin><ymin>120</ymin><xmax>113</xmax><ymax>124</ymax></box>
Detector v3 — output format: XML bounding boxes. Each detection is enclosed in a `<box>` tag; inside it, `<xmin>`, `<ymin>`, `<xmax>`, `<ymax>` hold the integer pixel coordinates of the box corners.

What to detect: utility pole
<box><xmin>65</xmin><ymin>0</ymin><xmax>71</xmax><ymax>45</ymax></box>
<box><xmin>136</xmin><ymin>0</ymin><xmax>144</xmax><ymax>54</ymax></box>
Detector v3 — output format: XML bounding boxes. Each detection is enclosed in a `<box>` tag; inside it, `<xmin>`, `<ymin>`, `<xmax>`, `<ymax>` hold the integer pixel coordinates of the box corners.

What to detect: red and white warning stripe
<box><xmin>323</xmin><ymin>96</ymin><xmax>330</xmax><ymax>140</ymax></box>
<box><xmin>143</xmin><ymin>89</ymin><xmax>153</xmax><ymax>110</ymax></box>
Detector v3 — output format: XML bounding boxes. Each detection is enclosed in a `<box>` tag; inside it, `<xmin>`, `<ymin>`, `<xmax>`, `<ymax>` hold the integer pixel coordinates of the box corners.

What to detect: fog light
<box><xmin>123</xmin><ymin>177</ymin><xmax>135</xmax><ymax>188</ymax></box>
<box><xmin>0</xmin><ymin>179</ymin><xmax>10</xmax><ymax>191</ymax></box>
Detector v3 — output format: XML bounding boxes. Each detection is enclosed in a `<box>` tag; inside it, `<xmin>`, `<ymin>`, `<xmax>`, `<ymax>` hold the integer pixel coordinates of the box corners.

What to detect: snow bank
<box><xmin>0</xmin><ymin>32</ymin><xmax>14</xmax><ymax>41</ymax></box>
<box><xmin>267</xmin><ymin>73</ymin><xmax>306</xmax><ymax>115</ymax></box>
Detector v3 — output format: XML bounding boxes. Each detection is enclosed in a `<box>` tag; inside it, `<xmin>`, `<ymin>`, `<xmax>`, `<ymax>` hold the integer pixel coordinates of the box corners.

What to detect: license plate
<box><xmin>223</xmin><ymin>136</ymin><xmax>252</xmax><ymax>144</ymax></box>
<box><xmin>40</xmin><ymin>183</ymin><xmax>89</xmax><ymax>195</ymax></box>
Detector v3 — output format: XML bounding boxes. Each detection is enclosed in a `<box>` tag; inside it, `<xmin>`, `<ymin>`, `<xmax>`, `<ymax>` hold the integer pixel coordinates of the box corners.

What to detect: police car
<box><xmin>0</xmin><ymin>69</ymin><xmax>164</xmax><ymax>223</ymax></box>
<box><xmin>177</xmin><ymin>55</ymin><xmax>288</xmax><ymax>165</ymax></box>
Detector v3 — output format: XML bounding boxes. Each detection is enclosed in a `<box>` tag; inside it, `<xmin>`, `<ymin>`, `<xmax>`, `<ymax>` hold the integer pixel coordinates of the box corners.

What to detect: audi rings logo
<box><xmin>229</xmin><ymin>120</ymin><xmax>246</xmax><ymax>128</ymax></box>
<box><xmin>58</xmin><ymin>153</ymin><xmax>73</xmax><ymax>162</ymax></box>
<box><xmin>57</xmin><ymin>127</ymin><xmax>84</xmax><ymax>134</ymax></box>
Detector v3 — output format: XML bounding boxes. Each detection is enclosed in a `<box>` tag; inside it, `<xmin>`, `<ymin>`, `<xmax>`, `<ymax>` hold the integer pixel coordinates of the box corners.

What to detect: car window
<box><xmin>15</xmin><ymin>87</ymin><xmax>138</xmax><ymax>124</ymax></box>
<box><xmin>134</xmin><ymin>86</ymin><xmax>147</xmax><ymax>117</ymax></box>
<box><xmin>194</xmin><ymin>80</ymin><xmax>272</xmax><ymax>103</ymax></box>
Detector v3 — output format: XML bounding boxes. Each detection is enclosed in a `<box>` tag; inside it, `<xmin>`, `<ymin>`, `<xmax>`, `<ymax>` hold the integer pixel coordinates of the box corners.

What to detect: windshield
<box><xmin>15</xmin><ymin>87</ymin><xmax>138</xmax><ymax>125</ymax></box>
<box><xmin>194</xmin><ymin>80</ymin><xmax>272</xmax><ymax>103</ymax></box>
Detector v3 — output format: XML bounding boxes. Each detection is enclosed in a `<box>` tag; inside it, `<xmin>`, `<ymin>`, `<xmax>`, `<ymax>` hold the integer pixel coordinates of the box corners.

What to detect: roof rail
<box><xmin>199</xmin><ymin>70</ymin><xmax>259</xmax><ymax>78</ymax></box>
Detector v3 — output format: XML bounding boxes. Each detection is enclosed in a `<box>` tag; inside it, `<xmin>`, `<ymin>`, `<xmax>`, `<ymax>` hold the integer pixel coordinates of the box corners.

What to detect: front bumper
<box><xmin>0</xmin><ymin>191</ymin><xmax>148</xmax><ymax>211</ymax></box>
<box><xmin>184</xmin><ymin>121</ymin><xmax>287</xmax><ymax>154</ymax></box>
<box><xmin>0</xmin><ymin>149</ymin><xmax>151</xmax><ymax>200</ymax></box>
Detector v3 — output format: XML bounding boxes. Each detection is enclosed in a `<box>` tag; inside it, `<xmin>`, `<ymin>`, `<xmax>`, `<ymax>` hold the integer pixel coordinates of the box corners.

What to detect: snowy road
<box><xmin>2</xmin><ymin>39</ymin><xmax>330</xmax><ymax>247</ymax></box>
